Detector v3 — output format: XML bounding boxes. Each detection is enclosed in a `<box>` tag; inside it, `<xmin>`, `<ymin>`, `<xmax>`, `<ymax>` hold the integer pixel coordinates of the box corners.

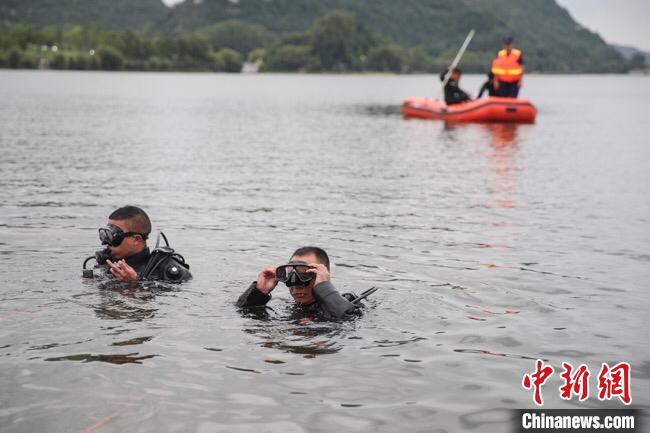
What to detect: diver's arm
<box><xmin>312</xmin><ymin>281</ymin><xmax>358</xmax><ymax>320</ymax></box>
<box><xmin>443</xmin><ymin>85</ymin><xmax>454</xmax><ymax>104</ymax></box>
<box><xmin>236</xmin><ymin>281</ymin><xmax>272</xmax><ymax>307</ymax></box>
<box><xmin>478</xmin><ymin>82</ymin><xmax>488</xmax><ymax>98</ymax></box>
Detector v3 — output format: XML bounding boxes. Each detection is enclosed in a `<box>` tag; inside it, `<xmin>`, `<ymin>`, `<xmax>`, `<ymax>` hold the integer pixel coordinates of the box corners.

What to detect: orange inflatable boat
<box><xmin>401</xmin><ymin>96</ymin><xmax>537</xmax><ymax>123</ymax></box>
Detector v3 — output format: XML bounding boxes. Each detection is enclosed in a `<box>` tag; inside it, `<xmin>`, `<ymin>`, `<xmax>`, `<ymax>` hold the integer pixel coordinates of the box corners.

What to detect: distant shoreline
<box><xmin>0</xmin><ymin>68</ymin><xmax>645</xmax><ymax>75</ymax></box>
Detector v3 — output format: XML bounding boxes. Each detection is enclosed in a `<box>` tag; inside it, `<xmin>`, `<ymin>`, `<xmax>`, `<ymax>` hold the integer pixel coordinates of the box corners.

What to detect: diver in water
<box><xmin>82</xmin><ymin>205</ymin><xmax>191</xmax><ymax>282</ymax></box>
<box><xmin>237</xmin><ymin>246</ymin><xmax>374</xmax><ymax>320</ymax></box>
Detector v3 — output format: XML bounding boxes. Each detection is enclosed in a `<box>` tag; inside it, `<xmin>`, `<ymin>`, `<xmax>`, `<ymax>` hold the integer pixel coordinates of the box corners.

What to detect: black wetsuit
<box><xmin>236</xmin><ymin>281</ymin><xmax>360</xmax><ymax>320</ymax></box>
<box><xmin>440</xmin><ymin>71</ymin><xmax>471</xmax><ymax>105</ymax></box>
<box><xmin>94</xmin><ymin>247</ymin><xmax>192</xmax><ymax>282</ymax></box>
<box><xmin>478</xmin><ymin>80</ymin><xmax>497</xmax><ymax>98</ymax></box>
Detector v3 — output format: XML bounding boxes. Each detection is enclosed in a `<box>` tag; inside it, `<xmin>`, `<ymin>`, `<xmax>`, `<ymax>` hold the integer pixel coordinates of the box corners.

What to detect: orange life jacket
<box><xmin>491</xmin><ymin>48</ymin><xmax>523</xmax><ymax>83</ymax></box>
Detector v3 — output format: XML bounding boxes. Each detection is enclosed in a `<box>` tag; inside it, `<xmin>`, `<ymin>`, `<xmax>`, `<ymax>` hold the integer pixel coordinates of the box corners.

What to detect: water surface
<box><xmin>1</xmin><ymin>71</ymin><xmax>649</xmax><ymax>432</ymax></box>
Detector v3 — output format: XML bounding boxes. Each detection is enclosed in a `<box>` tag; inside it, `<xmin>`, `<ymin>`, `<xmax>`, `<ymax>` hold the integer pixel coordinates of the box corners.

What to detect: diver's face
<box><xmin>451</xmin><ymin>72</ymin><xmax>461</xmax><ymax>82</ymax></box>
<box><xmin>105</xmin><ymin>219</ymin><xmax>145</xmax><ymax>260</ymax></box>
<box><xmin>287</xmin><ymin>253</ymin><xmax>318</xmax><ymax>305</ymax></box>
<box><xmin>504</xmin><ymin>42</ymin><xmax>513</xmax><ymax>51</ymax></box>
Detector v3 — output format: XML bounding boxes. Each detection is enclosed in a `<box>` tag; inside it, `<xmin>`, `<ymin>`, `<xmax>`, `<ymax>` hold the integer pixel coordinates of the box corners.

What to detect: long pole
<box><xmin>440</xmin><ymin>29</ymin><xmax>475</xmax><ymax>99</ymax></box>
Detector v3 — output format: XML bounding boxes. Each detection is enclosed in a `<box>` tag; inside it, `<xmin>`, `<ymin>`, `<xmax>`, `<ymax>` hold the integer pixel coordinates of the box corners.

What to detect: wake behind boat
<box><xmin>401</xmin><ymin>96</ymin><xmax>537</xmax><ymax>123</ymax></box>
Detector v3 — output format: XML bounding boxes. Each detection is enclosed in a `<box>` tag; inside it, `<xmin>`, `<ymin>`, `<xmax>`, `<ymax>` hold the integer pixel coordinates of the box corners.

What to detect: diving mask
<box><xmin>98</xmin><ymin>224</ymin><xmax>148</xmax><ymax>247</ymax></box>
<box><xmin>275</xmin><ymin>261</ymin><xmax>315</xmax><ymax>287</ymax></box>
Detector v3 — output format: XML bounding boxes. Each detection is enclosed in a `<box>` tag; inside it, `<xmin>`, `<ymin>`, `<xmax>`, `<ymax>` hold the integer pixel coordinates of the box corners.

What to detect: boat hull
<box><xmin>401</xmin><ymin>96</ymin><xmax>537</xmax><ymax>123</ymax></box>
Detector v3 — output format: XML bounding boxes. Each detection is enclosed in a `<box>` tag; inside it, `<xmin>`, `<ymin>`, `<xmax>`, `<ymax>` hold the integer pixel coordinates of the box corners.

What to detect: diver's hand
<box><xmin>256</xmin><ymin>266</ymin><xmax>278</xmax><ymax>294</ymax></box>
<box><xmin>307</xmin><ymin>263</ymin><xmax>330</xmax><ymax>286</ymax></box>
<box><xmin>107</xmin><ymin>259</ymin><xmax>138</xmax><ymax>282</ymax></box>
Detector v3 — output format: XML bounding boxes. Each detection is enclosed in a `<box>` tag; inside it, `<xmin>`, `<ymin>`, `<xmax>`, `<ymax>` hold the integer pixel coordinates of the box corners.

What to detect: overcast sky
<box><xmin>556</xmin><ymin>0</ymin><xmax>650</xmax><ymax>50</ymax></box>
<box><xmin>161</xmin><ymin>0</ymin><xmax>650</xmax><ymax>51</ymax></box>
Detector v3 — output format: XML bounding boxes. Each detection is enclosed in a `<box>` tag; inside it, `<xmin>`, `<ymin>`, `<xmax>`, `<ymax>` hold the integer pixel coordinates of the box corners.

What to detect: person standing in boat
<box><xmin>440</xmin><ymin>67</ymin><xmax>472</xmax><ymax>105</ymax></box>
<box><xmin>491</xmin><ymin>36</ymin><xmax>524</xmax><ymax>98</ymax></box>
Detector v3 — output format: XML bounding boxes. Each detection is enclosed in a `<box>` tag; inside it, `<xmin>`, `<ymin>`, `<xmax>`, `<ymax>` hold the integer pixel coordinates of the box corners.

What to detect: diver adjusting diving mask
<box><xmin>98</xmin><ymin>224</ymin><xmax>148</xmax><ymax>247</ymax></box>
<box><xmin>275</xmin><ymin>261</ymin><xmax>315</xmax><ymax>287</ymax></box>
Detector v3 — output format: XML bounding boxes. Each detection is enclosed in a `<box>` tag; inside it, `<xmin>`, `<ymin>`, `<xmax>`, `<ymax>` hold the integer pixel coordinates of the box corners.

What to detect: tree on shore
<box><xmin>309</xmin><ymin>10</ymin><xmax>377</xmax><ymax>71</ymax></box>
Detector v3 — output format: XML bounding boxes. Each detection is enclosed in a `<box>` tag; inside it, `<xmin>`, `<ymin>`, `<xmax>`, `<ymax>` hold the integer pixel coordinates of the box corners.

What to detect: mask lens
<box><xmin>98</xmin><ymin>228</ymin><xmax>111</xmax><ymax>245</ymax></box>
<box><xmin>293</xmin><ymin>265</ymin><xmax>311</xmax><ymax>280</ymax></box>
<box><xmin>98</xmin><ymin>225</ymin><xmax>124</xmax><ymax>247</ymax></box>
<box><xmin>276</xmin><ymin>266</ymin><xmax>288</xmax><ymax>282</ymax></box>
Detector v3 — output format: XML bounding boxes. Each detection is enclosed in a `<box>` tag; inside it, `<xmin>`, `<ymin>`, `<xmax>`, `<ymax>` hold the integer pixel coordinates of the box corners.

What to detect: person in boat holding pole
<box><xmin>236</xmin><ymin>246</ymin><xmax>376</xmax><ymax>320</ymax></box>
<box><xmin>491</xmin><ymin>36</ymin><xmax>524</xmax><ymax>98</ymax></box>
<box><xmin>438</xmin><ymin>29</ymin><xmax>475</xmax><ymax>106</ymax></box>
<box><xmin>82</xmin><ymin>205</ymin><xmax>192</xmax><ymax>282</ymax></box>
<box><xmin>439</xmin><ymin>67</ymin><xmax>472</xmax><ymax>105</ymax></box>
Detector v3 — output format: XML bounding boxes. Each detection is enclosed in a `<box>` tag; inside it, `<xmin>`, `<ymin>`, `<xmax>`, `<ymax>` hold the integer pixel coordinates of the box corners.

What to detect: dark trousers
<box><xmin>497</xmin><ymin>81</ymin><xmax>520</xmax><ymax>98</ymax></box>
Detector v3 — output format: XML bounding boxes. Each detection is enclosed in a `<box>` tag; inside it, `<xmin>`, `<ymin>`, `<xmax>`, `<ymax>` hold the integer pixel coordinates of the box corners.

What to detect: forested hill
<box><xmin>0</xmin><ymin>0</ymin><xmax>168</xmax><ymax>29</ymax></box>
<box><xmin>0</xmin><ymin>0</ymin><xmax>630</xmax><ymax>73</ymax></box>
<box><xmin>158</xmin><ymin>0</ymin><xmax>624</xmax><ymax>72</ymax></box>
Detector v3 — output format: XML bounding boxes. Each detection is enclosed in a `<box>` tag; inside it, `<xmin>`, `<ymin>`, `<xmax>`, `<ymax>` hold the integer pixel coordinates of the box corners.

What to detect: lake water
<box><xmin>1</xmin><ymin>70</ymin><xmax>649</xmax><ymax>433</ymax></box>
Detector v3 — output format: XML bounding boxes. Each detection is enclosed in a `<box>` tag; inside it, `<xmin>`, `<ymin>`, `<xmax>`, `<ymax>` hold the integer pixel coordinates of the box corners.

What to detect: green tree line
<box><xmin>0</xmin><ymin>23</ymin><xmax>243</xmax><ymax>71</ymax></box>
<box><xmin>0</xmin><ymin>10</ymin><xmax>637</xmax><ymax>73</ymax></box>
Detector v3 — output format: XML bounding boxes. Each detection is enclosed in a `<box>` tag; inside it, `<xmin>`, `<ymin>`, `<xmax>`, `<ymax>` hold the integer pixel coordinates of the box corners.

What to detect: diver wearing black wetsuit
<box><xmin>88</xmin><ymin>244</ymin><xmax>191</xmax><ymax>282</ymax></box>
<box><xmin>83</xmin><ymin>206</ymin><xmax>191</xmax><ymax>283</ymax></box>
<box><xmin>237</xmin><ymin>280</ymin><xmax>360</xmax><ymax>320</ymax></box>
<box><xmin>236</xmin><ymin>247</ymin><xmax>363</xmax><ymax>320</ymax></box>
